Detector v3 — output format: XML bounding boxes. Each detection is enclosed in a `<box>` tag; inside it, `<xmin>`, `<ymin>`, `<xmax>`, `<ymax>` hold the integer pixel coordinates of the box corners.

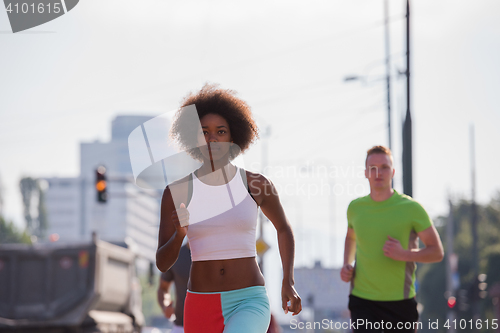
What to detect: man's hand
<box><xmin>281</xmin><ymin>282</ymin><xmax>302</xmax><ymax>316</ymax></box>
<box><xmin>163</xmin><ymin>303</ymin><xmax>175</xmax><ymax>319</ymax></box>
<box><xmin>157</xmin><ymin>279</ymin><xmax>174</xmax><ymax>320</ymax></box>
<box><xmin>383</xmin><ymin>236</ymin><xmax>408</xmax><ymax>261</ymax></box>
<box><xmin>340</xmin><ymin>264</ymin><xmax>354</xmax><ymax>282</ymax></box>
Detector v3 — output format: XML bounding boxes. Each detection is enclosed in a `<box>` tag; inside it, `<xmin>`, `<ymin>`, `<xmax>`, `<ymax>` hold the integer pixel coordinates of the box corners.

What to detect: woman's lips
<box><xmin>207</xmin><ymin>143</ymin><xmax>221</xmax><ymax>151</ymax></box>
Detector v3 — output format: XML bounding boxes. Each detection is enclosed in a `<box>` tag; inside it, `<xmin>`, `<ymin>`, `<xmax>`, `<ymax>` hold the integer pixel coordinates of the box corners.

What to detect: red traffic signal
<box><xmin>447</xmin><ymin>296</ymin><xmax>456</xmax><ymax>308</ymax></box>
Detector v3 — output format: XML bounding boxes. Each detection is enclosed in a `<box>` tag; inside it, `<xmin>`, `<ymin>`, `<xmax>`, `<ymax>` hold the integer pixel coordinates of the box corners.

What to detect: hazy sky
<box><xmin>1</xmin><ymin>0</ymin><xmax>499</xmax><ymax>270</ymax></box>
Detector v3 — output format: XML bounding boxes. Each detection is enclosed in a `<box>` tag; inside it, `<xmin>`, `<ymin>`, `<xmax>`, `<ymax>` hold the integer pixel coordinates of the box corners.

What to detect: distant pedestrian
<box><xmin>157</xmin><ymin>243</ymin><xmax>191</xmax><ymax>333</ymax></box>
<box><xmin>341</xmin><ymin>145</ymin><xmax>444</xmax><ymax>332</ymax></box>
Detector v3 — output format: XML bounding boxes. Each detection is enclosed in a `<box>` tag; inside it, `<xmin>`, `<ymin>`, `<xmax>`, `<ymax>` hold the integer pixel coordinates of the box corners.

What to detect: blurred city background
<box><xmin>1</xmin><ymin>0</ymin><xmax>499</xmax><ymax>332</ymax></box>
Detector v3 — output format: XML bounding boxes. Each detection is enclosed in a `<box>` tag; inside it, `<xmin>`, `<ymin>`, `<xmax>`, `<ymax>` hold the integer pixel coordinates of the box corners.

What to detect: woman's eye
<box><xmin>218</xmin><ymin>130</ymin><xmax>226</xmax><ymax>134</ymax></box>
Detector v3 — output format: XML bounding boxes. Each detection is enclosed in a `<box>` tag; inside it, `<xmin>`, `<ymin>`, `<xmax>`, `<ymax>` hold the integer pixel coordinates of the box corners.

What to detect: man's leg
<box><xmin>348</xmin><ymin>295</ymin><xmax>383</xmax><ymax>333</ymax></box>
<box><xmin>373</xmin><ymin>298</ymin><xmax>419</xmax><ymax>333</ymax></box>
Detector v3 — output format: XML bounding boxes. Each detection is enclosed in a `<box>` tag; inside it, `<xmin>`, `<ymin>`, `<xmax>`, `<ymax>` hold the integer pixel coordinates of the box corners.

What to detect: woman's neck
<box><xmin>197</xmin><ymin>162</ymin><xmax>236</xmax><ymax>185</ymax></box>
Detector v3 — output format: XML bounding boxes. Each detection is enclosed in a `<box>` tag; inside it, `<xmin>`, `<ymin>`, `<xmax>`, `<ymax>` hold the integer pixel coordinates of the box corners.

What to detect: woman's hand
<box><xmin>171</xmin><ymin>203</ymin><xmax>189</xmax><ymax>237</ymax></box>
<box><xmin>251</xmin><ymin>172</ymin><xmax>301</xmax><ymax>316</ymax></box>
<box><xmin>281</xmin><ymin>281</ymin><xmax>302</xmax><ymax>316</ymax></box>
<box><xmin>156</xmin><ymin>186</ymin><xmax>188</xmax><ymax>272</ymax></box>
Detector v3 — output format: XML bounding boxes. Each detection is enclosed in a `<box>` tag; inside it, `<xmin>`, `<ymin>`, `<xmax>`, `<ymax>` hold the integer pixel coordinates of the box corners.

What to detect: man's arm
<box><xmin>157</xmin><ymin>278</ymin><xmax>174</xmax><ymax>319</ymax></box>
<box><xmin>340</xmin><ymin>227</ymin><xmax>356</xmax><ymax>282</ymax></box>
<box><xmin>344</xmin><ymin>227</ymin><xmax>356</xmax><ymax>265</ymax></box>
<box><xmin>411</xmin><ymin>225</ymin><xmax>444</xmax><ymax>262</ymax></box>
<box><xmin>383</xmin><ymin>225</ymin><xmax>444</xmax><ymax>263</ymax></box>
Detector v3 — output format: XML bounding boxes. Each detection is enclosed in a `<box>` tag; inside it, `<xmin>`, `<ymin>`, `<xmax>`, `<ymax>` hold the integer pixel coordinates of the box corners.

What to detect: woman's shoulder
<box><xmin>163</xmin><ymin>174</ymin><xmax>191</xmax><ymax>203</ymax></box>
<box><xmin>242</xmin><ymin>169</ymin><xmax>275</xmax><ymax>194</ymax></box>
<box><xmin>165</xmin><ymin>174</ymin><xmax>190</xmax><ymax>190</ymax></box>
<box><xmin>243</xmin><ymin>169</ymin><xmax>267</xmax><ymax>183</ymax></box>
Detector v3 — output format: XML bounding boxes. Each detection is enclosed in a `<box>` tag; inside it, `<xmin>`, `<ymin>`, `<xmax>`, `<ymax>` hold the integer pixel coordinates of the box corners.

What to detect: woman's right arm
<box><xmin>156</xmin><ymin>186</ymin><xmax>189</xmax><ymax>272</ymax></box>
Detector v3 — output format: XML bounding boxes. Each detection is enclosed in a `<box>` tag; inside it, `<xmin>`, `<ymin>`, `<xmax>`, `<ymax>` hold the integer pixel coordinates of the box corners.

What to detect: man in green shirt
<box><xmin>341</xmin><ymin>146</ymin><xmax>443</xmax><ymax>332</ymax></box>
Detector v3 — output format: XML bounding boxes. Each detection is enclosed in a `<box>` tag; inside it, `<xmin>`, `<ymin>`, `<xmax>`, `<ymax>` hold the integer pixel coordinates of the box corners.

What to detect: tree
<box><xmin>19</xmin><ymin>177</ymin><xmax>48</xmax><ymax>240</ymax></box>
<box><xmin>0</xmin><ymin>215</ymin><xmax>31</xmax><ymax>244</ymax></box>
<box><xmin>37</xmin><ymin>181</ymin><xmax>48</xmax><ymax>239</ymax></box>
<box><xmin>20</xmin><ymin>177</ymin><xmax>37</xmax><ymax>234</ymax></box>
<box><xmin>0</xmin><ymin>172</ymin><xmax>4</xmax><ymax>216</ymax></box>
<box><xmin>418</xmin><ymin>192</ymin><xmax>500</xmax><ymax>332</ymax></box>
<box><xmin>139</xmin><ymin>272</ymin><xmax>164</xmax><ymax>326</ymax></box>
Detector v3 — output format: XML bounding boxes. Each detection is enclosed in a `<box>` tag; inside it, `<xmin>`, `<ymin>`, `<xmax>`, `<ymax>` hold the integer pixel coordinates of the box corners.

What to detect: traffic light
<box><xmin>478</xmin><ymin>274</ymin><xmax>488</xmax><ymax>299</ymax></box>
<box><xmin>447</xmin><ymin>296</ymin><xmax>457</xmax><ymax>309</ymax></box>
<box><xmin>95</xmin><ymin>166</ymin><xmax>107</xmax><ymax>203</ymax></box>
<box><xmin>458</xmin><ymin>288</ymin><xmax>469</xmax><ymax>311</ymax></box>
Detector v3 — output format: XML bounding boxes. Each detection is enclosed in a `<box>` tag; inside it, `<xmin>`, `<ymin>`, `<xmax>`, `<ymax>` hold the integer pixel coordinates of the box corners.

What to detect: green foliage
<box><xmin>139</xmin><ymin>272</ymin><xmax>163</xmax><ymax>326</ymax></box>
<box><xmin>20</xmin><ymin>177</ymin><xmax>37</xmax><ymax>232</ymax></box>
<box><xmin>0</xmin><ymin>215</ymin><xmax>31</xmax><ymax>244</ymax></box>
<box><xmin>418</xmin><ymin>192</ymin><xmax>500</xmax><ymax>332</ymax></box>
<box><xmin>37</xmin><ymin>183</ymin><xmax>48</xmax><ymax>239</ymax></box>
<box><xmin>19</xmin><ymin>177</ymin><xmax>48</xmax><ymax>239</ymax></box>
<box><xmin>417</xmin><ymin>260</ymin><xmax>446</xmax><ymax>324</ymax></box>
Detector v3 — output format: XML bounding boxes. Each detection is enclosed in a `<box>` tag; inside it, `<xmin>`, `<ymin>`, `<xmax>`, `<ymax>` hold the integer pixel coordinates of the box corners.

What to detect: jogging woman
<box><xmin>156</xmin><ymin>84</ymin><xmax>301</xmax><ymax>333</ymax></box>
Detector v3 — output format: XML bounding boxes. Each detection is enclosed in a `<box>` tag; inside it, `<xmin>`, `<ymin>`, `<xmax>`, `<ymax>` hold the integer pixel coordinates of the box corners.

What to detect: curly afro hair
<box><xmin>170</xmin><ymin>83</ymin><xmax>259</xmax><ymax>161</ymax></box>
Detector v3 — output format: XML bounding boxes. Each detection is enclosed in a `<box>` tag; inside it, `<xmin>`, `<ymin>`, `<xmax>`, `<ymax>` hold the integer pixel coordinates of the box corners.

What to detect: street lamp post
<box><xmin>384</xmin><ymin>0</ymin><xmax>392</xmax><ymax>150</ymax></box>
<box><xmin>343</xmin><ymin>0</ymin><xmax>392</xmax><ymax>151</ymax></box>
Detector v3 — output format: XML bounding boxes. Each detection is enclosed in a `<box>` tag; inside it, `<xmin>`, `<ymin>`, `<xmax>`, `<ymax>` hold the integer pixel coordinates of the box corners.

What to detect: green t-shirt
<box><xmin>347</xmin><ymin>190</ymin><xmax>432</xmax><ymax>301</ymax></box>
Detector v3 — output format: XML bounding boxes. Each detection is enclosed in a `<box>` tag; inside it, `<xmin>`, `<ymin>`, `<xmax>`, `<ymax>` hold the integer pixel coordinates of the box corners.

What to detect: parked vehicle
<box><xmin>0</xmin><ymin>233</ymin><xmax>144</xmax><ymax>333</ymax></box>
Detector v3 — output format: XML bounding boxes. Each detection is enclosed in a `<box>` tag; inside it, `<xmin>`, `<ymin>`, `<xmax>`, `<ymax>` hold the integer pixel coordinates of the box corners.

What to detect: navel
<box><xmin>220</xmin><ymin>268</ymin><xmax>225</xmax><ymax>275</ymax></box>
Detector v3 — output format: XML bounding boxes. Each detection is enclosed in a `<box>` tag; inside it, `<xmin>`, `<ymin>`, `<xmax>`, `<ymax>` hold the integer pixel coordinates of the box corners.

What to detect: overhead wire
<box><xmin>45</xmin><ymin>15</ymin><xmax>406</xmax><ymax>115</ymax></box>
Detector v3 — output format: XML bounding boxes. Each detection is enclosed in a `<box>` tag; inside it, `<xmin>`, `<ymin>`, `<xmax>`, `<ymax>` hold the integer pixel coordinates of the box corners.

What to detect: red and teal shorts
<box><xmin>184</xmin><ymin>285</ymin><xmax>271</xmax><ymax>333</ymax></box>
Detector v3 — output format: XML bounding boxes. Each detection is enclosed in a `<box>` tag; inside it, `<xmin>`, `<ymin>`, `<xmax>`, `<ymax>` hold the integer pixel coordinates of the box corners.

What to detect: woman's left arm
<box><xmin>250</xmin><ymin>173</ymin><xmax>302</xmax><ymax>316</ymax></box>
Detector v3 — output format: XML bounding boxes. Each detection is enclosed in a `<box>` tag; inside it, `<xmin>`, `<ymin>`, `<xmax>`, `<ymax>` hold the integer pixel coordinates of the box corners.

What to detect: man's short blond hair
<box><xmin>366</xmin><ymin>145</ymin><xmax>393</xmax><ymax>166</ymax></box>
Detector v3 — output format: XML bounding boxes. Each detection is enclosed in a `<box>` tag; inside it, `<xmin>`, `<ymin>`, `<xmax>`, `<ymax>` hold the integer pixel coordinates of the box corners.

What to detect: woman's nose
<box><xmin>206</xmin><ymin>133</ymin><xmax>217</xmax><ymax>142</ymax></box>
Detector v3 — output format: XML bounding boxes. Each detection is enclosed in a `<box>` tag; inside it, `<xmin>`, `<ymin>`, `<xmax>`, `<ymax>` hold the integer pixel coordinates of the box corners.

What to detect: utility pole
<box><xmin>80</xmin><ymin>176</ymin><xmax>86</xmax><ymax>238</ymax></box>
<box><xmin>402</xmin><ymin>0</ymin><xmax>413</xmax><ymax>197</ymax></box>
<box><xmin>384</xmin><ymin>0</ymin><xmax>392</xmax><ymax>150</ymax></box>
<box><xmin>329</xmin><ymin>177</ymin><xmax>335</xmax><ymax>267</ymax></box>
<box><xmin>470</xmin><ymin>124</ymin><xmax>479</xmax><ymax>323</ymax></box>
<box><xmin>0</xmin><ymin>172</ymin><xmax>4</xmax><ymax>217</ymax></box>
<box><xmin>446</xmin><ymin>199</ymin><xmax>456</xmax><ymax>333</ymax></box>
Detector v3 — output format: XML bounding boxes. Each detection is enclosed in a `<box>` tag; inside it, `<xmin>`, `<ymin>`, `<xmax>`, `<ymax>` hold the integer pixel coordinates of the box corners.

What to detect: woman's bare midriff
<box><xmin>188</xmin><ymin>257</ymin><xmax>265</xmax><ymax>292</ymax></box>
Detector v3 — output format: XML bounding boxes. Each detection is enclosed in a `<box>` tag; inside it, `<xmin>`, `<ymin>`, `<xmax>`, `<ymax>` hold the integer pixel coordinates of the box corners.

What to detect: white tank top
<box><xmin>186</xmin><ymin>167</ymin><xmax>258</xmax><ymax>261</ymax></box>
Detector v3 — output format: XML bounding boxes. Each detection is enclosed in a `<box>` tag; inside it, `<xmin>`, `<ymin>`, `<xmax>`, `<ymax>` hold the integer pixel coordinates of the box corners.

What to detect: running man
<box><xmin>341</xmin><ymin>145</ymin><xmax>444</xmax><ymax>332</ymax></box>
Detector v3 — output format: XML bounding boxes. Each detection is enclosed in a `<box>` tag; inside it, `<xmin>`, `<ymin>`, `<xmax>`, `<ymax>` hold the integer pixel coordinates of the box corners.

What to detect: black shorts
<box><xmin>348</xmin><ymin>295</ymin><xmax>419</xmax><ymax>333</ymax></box>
